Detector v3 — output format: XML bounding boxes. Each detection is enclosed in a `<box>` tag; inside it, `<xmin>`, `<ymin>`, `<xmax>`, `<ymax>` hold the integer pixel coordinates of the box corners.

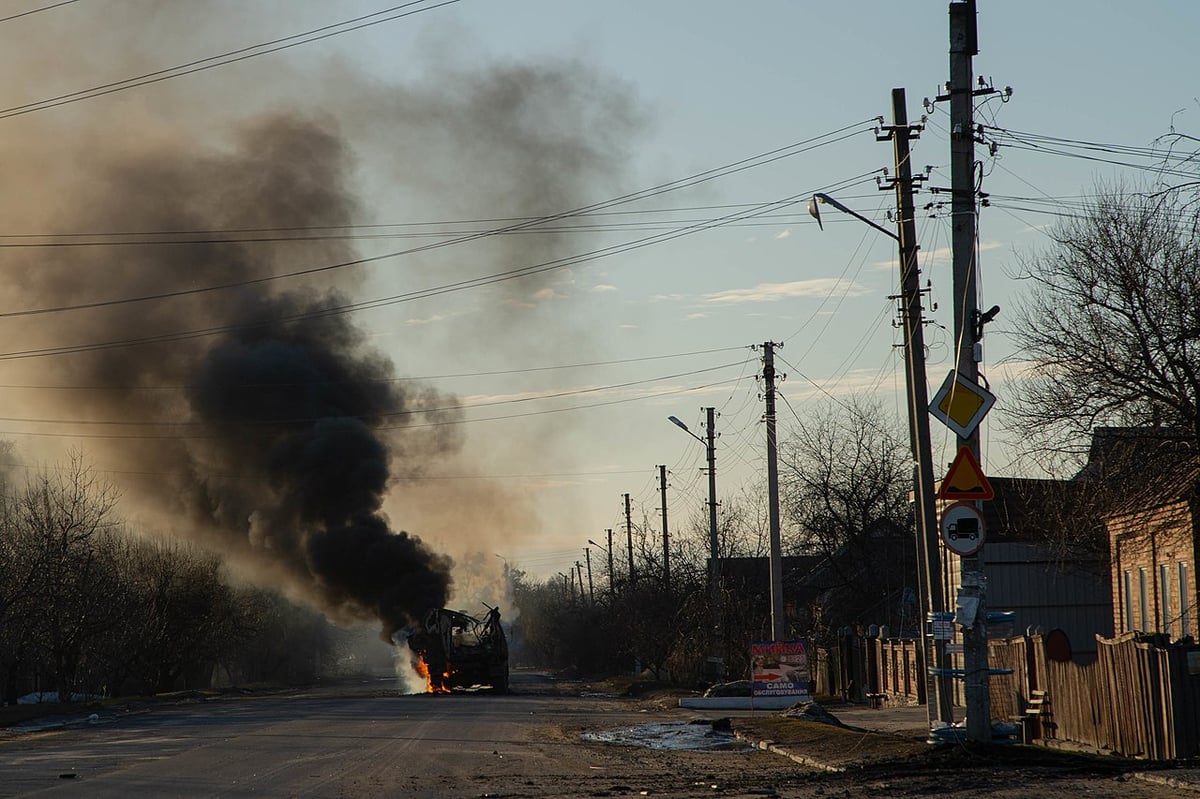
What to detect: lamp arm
<box><xmin>812</xmin><ymin>193</ymin><xmax>899</xmax><ymax>242</ymax></box>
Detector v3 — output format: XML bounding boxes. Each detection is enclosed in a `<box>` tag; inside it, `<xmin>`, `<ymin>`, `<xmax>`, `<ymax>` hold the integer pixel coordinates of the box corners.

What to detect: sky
<box><xmin>0</xmin><ymin>0</ymin><xmax>1197</xmax><ymax>592</ymax></box>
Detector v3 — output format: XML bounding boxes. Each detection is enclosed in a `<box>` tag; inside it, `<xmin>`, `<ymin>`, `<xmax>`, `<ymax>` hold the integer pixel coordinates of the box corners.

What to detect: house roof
<box><xmin>1077</xmin><ymin>427</ymin><xmax>1199</xmax><ymax>515</ymax></box>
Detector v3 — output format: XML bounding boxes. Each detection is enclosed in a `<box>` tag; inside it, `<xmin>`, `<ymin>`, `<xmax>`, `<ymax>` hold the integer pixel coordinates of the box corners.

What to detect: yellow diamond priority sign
<box><xmin>930</xmin><ymin>371</ymin><xmax>995</xmax><ymax>439</ymax></box>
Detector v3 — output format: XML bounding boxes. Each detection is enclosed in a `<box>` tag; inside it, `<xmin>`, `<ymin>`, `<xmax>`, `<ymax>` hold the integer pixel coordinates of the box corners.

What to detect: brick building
<box><xmin>1107</xmin><ymin>483</ymin><xmax>1200</xmax><ymax>639</ymax></box>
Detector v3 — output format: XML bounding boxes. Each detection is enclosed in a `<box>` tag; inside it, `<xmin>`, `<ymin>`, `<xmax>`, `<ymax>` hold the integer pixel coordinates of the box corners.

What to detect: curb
<box><xmin>1132</xmin><ymin>771</ymin><xmax>1200</xmax><ymax>793</ymax></box>
<box><xmin>735</xmin><ymin>733</ymin><xmax>846</xmax><ymax>773</ymax></box>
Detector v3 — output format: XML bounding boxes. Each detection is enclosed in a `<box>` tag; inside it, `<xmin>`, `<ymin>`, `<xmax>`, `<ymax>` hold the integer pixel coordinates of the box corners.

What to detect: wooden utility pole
<box><xmin>880</xmin><ymin>87</ymin><xmax>953</xmax><ymax>727</ymax></box>
<box><xmin>762</xmin><ymin>342</ymin><xmax>785</xmax><ymax>641</ymax></box>
<box><xmin>624</xmin><ymin>493</ymin><xmax>635</xmax><ymax>585</ymax></box>
<box><xmin>947</xmin><ymin>0</ymin><xmax>993</xmax><ymax>743</ymax></box>
<box><xmin>658</xmin><ymin>465</ymin><xmax>671</xmax><ymax>586</ymax></box>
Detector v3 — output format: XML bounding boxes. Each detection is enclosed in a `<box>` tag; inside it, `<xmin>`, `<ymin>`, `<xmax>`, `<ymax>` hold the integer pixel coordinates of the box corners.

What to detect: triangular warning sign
<box><xmin>937</xmin><ymin>446</ymin><xmax>994</xmax><ymax>501</ymax></box>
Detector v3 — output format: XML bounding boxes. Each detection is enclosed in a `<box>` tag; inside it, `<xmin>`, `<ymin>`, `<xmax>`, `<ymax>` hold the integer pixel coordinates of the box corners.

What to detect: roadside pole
<box><xmin>946</xmin><ymin>0</ymin><xmax>994</xmax><ymax>743</ymax></box>
<box><xmin>879</xmin><ymin>88</ymin><xmax>953</xmax><ymax>727</ymax></box>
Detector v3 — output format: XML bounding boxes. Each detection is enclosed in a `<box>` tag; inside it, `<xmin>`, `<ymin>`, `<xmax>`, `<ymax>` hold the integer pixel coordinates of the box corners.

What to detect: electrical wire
<box><xmin>0</xmin><ymin>1</ymin><xmax>462</xmax><ymax>120</ymax></box>
<box><xmin>0</xmin><ymin>198</ymin><xmax>894</xmax><ymax>248</ymax></box>
<box><xmin>0</xmin><ymin>373</ymin><xmax>748</xmax><ymax>441</ymax></box>
<box><xmin>0</xmin><ymin>344</ymin><xmax>746</xmax><ymax>392</ymax></box>
<box><xmin>0</xmin><ymin>128</ymin><xmax>878</xmax><ymax>321</ymax></box>
<box><xmin>0</xmin><ymin>0</ymin><xmax>81</xmax><ymax>24</ymax></box>
<box><xmin>0</xmin><ymin>359</ymin><xmax>749</xmax><ymax>428</ymax></box>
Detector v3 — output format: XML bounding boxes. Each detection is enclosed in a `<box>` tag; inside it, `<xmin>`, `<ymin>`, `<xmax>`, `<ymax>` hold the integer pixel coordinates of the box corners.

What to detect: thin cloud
<box><xmin>590</xmin><ymin>284</ymin><xmax>618</xmax><ymax>293</ymax></box>
<box><xmin>874</xmin><ymin>240</ymin><xmax>1005</xmax><ymax>271</ymax></box>
<box><xmin>404</xmin><ymin>313</ymin><xmax>448</xmax><ymax>327</ymax></box>
<box><xmin>774</xmin><ymin>230</ymin><xmax>792</xmax><ymax>240</ymax></box>
<box><xmin>703</xmin><ymin>278</ymin><xmax>868</xmax><ymax>304</ymax></box>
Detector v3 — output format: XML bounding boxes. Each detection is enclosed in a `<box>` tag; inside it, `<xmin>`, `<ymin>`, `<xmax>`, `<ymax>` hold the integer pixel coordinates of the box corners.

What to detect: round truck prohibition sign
<box><xmin>940</xmin><ymin>501</ymin><xmax>986</xmax><ymax>557</ymax></box>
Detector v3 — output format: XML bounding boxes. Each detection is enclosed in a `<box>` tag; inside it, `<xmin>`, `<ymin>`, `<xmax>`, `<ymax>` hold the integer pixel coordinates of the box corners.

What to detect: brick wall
<box><xmin>1108</xmin><ymin>499</ymin><xmax>1198</xmax><ymax>640</ymax></box>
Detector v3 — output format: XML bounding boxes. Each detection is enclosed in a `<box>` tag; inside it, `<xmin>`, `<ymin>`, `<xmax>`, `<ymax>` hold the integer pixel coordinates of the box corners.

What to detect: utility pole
<box><xmin>880</xmin><ymin>87</ymin><xmax>953</xmax><ymax>727</ymax></box>
<box><xmin>761</xmin><ymin>341</ymin><xmax>785</xmax><ymax>641</ymax></box>
<box><xmin>946</xmin><ymin>0</ymin><xmax>993</xmax><ymax>743</ymax></box>
<box><xmin>606</xmin><ymin>529</ymin><xmax>615</xmax><ymax>597</ymax></box>
<box><xmin>624</xmin><ymin>493</ymin><xmax>635</xmax><ymax>585</ymax></box>
<box><xmin>658</xmin><ymin>465</ymin><xmax>671</xmax><ymax>587</ymax></box>
<box><xmin>575</xmin><ymin>561</ymin><xmax>585</xmax><ymax>605</ymax></box>
<box><xmin>584</xmin><ymin>548</ymin><xmax>595</xmax><ymax>605</ymax></box>
<box><xmin>704</xmin><ymin>407</ymin><xmax>721</xmax><ymax>636</ymax></box>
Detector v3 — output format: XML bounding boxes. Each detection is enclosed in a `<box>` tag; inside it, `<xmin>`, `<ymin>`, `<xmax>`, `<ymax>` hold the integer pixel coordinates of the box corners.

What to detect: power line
<box><xmin>0</xmin><ymin>1</ymin><xmax>462</xmax><ymax>120</ymax></box>
<box><xmin>0</xmin><ymin>360</ymin><xmax>749</xmax><ymax>428</ymax></box>
<box><xmin>0</xmin><ymin>175</ymin><xmax>880</xmax><ymax>363</ymax></box>
<box><xmin>2</xmin><ymin>458</ymin><xmax>646</xmax><ymax>483</ymax></box>
<box><xmin>0</xmin><ymin>127</ymin><xmax>877</xmax><ymax>321</ymax></box>
<box><xmin>0</xmin><ymin>198</ymin><xmax>894</xmax><ymax>248</ymax></box>
<box><xmin>0</xmin><ymin>0</ymin><xmax>81</xmax><ymax>24</ymax></box>
<box><xmin>0</xmin><ymin>344</ymin><xmax>746</xmax><ymax>391</ymax></box>
<box><xmin>0</xmin><ymin>373</ymin><xmax>749</xmax><ymax>441</ymax></box>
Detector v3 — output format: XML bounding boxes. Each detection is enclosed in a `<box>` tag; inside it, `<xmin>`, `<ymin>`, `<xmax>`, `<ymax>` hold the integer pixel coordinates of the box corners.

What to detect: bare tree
<box><xmin>780</xmin><ymin>399</ymin><xmax>911</xmax><ymax>557</ymax></box>
<box><xmin>778</xmin><ymin>398</ymin><xmax>918</xmax><ymax>638</ymax></box>
<box><xmin>16</xmin><ymin>453</ymin><xmax>124</xmax><ymax>701</ymax></box>
<box><xmin>1008</xmin><ymin>186</ymin><xmax>1200</xmax><ymax>461</ymax></box>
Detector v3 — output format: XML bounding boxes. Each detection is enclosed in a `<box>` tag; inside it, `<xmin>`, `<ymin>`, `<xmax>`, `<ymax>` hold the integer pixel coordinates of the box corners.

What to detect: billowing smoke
<box><xmin>0</xmin><ymin>112</ymin><xmax>457</xmax><ymax>635</ymax></box>
<box><xmin>0</xmin><ymin>7</ymin><xmax>642</xmax><ymax>635</ymax></box>
<box><xmin>186</xmin><ymin>289</ymin><xmax>455</xmax><ymax>634</ymax></box>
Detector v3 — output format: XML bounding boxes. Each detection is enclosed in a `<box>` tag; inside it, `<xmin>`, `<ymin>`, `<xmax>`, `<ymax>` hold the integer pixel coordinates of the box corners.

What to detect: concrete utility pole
<box><xmin>658</xmin><ymin>465</ymin><xmax>671</xmax><ymax>586</ymax></box>
<box><xmin>947</xmin><ymin>0</ymin><xmax>992</xmax><ymax>743</ymax></box>
<box><xmin>575</xmin><ymin>561</ymin><xmax>585</xmax><ymax>604</ymax></box>
<box><xmin>879</xmin><ymin>87</ymin><xmax>953</xmax><ymax>727</ymax></box>
<box><xmin>605</xmin><ymin>529</ymin><xmax>616</xmax><ymax>597</ymax></box>
<box><xmin>624</xmin><ymin>493</ymin><xmax>635</xmax><ymax>585</ymax></box>
<box><xmin>705</xmin><ymin>407</ymin><xmax>721</xmax><ymax>634</ymax></box>
<box><xmin>761</xmin><ymin>341</ymin><xmax>785</xmax><ymax>641</ymax></box>
<box><xmin>584</xmin><ymin>547</ymin><xmax>595</xmax><ymax>605</ymax></box>
<box><xmin>669</xmin><ymin>408</ymin><xmax>723</xmax><ymax>664</ymax></box>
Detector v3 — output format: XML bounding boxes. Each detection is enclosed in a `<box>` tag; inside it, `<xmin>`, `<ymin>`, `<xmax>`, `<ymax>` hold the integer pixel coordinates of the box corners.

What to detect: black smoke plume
<box><xmin>6</xmin><ymin>112</ymin><xmax>456</xmax><ymax>636</ymax></box>
<box><xmin>186</xmin><ymin>290</ymin><xmax>454</xmax><ymax>634</ymax></box>
<box><xmin>0</xmin><ymin>16</ymin><xmax>643</xmax><ymax>633</ymax></box>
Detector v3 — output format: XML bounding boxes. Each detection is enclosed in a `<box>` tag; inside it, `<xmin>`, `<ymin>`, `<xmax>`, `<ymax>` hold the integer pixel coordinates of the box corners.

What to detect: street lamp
<box><xmin>808</xmin><ymin>193</ymin><xmax>897</xmax><ymax>240</ymax></box>
<box><xmin>588</xmin><ymin>537</ymin><xmax>615</xmax><ymax>597</ymax></box>
<box><xmin>668</xmin><ymin>409</ymin><xmax>724</xmax><ymax>678</ymax></box>
<box><xmin>808</xmin><ymin>177</ymin><xmax>952</xmax><ymax>727</ymax></box>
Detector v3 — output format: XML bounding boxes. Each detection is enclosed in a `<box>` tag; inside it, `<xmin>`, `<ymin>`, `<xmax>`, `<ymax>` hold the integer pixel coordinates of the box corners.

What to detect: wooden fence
<box><xmin>816</xmin><ymin>635</ymin><xmax>924</xmax><ymax>704</ymax></box>
<box><xmin>988</xmin><ymin>632</ymin><xmax>1200</xmax><ymax>760</ymax></box>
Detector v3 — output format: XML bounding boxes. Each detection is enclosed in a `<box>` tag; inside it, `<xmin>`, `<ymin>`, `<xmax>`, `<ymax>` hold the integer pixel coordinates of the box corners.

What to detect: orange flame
<box><xmin>414</xmin><ymin>657</ymin><xmax>451</xmax><ymax>694</ymax></box>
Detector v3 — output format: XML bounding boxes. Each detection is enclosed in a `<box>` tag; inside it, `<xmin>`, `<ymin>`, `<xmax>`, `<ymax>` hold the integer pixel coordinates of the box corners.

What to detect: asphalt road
<box><xmin>0</xmin><ymin>680</ymin><xmax>805</xmax><ymax>798</ymax></box>
<box><xmin>4</xmin><ymin>681</ymin><xmax>1180</xmax><ymax>798</ymax></box>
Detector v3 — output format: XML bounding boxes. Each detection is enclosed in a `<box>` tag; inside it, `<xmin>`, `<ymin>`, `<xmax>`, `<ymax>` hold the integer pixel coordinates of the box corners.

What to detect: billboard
<box><xmin>750</xmin><ymin>640</ymin><xmax>809</xmax><ymax>698</ymax></box>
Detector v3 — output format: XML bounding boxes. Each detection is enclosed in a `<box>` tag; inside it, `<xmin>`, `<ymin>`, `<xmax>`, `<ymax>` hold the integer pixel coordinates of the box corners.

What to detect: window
<box><xmin>1123</xmin><ymin>571</ymin><xmax>1134</xmax><ymax>633</ymax></box>
<box><xmin>1139</xmin><ymin>568</ymin><xmax>1149</xmax><ymax>632</ymax></box>
<box><xmin>1182</xmin><ymin>563</ymin><xmax>1191</xmax><ymax>639</ymax></box>
<box><xmin>1161</xmin><ymin>564</ymin><xmax>1172</xmax><ymax>636</ymax></box>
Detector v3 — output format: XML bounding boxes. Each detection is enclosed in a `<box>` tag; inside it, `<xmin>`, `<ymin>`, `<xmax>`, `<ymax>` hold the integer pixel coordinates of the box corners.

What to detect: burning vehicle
<box><xmin>407</xmin><ymin>606</ymin><xmax>509</xmax><ymax>693</ymax></box>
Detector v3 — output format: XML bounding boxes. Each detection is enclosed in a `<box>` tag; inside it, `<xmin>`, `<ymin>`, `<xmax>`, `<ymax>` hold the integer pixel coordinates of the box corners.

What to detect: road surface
<box><xmin>0</xmin><ymin>680</ymin><xmax>803</xmax><ymax>797</ymax></box>
<box><xmin>0</xmin><ymin>679</ymin><xmax>1182</xmax><ymax>797</ymax></box>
